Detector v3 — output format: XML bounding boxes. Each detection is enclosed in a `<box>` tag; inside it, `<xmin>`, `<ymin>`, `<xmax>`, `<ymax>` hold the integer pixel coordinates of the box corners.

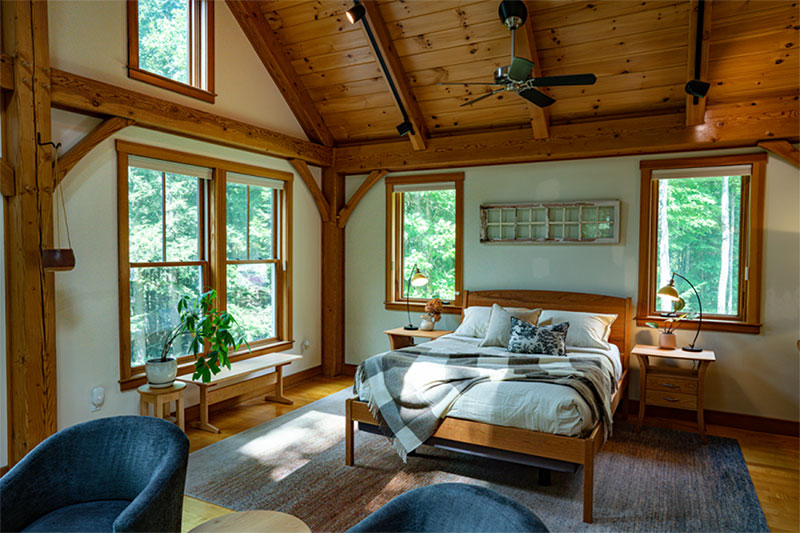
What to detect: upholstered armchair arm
<box><xmin>0</xmin><ymin>435</ymin><xmax>76</xmax><ymax>531</ymax></box>
<box><xmin>113</xmin><ymin>436</ymin><xmax>189</xmax><ymax>532</ymax></box>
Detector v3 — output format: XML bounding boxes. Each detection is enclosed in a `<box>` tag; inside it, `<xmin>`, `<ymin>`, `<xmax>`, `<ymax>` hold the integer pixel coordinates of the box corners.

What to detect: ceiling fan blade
<box><xmin>518</xmin><ymin>88</ymin><xmax>556</xmax><ymax>107</ymax></box>
<box><xmin>437</xmin><ymin>82</ymin><xmax>504</xmax><ymax>86</ymax></box>
<box><xmin>530</xmin><ymin>73</ymin><xmax>597</xmax><ymax>87</ymax></box>
<box><xmin>460</xmin><ymin>88</ymin><xmax>506</xmax><ymax>107</ymax></box>
<box><xmin>507</xmin><ymin>56</ymin><xmax>535</xmax><ymax>82</ymax></box>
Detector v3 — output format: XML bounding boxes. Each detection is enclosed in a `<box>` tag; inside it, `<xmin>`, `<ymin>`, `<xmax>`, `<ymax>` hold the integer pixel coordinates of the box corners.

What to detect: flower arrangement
<box><xmin>424</xmin><ymin>298</ymin><xmax>443</xmax><ymax>323</ymax></box>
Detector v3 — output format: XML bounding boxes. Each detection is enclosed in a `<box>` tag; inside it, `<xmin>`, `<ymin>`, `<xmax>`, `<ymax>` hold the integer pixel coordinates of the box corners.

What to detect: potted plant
<box><xmin>145</xmin><ymin>289</ymin><xmax>249</xmax><ymax>388</ymax></box>
<box><xmin>419</xmin><ymin>298</ymin><xmax>444</xmax><ymax>331</ymax></box>
<box><xmin>646</xmin><ymin>298</ymin><xmax>688</xmax><ymax>350</ymax></box>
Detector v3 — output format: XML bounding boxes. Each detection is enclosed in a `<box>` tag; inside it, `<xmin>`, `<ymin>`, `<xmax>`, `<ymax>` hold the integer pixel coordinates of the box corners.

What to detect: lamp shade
<box><xmin>411</xmin><ymin>269</ymin><xmax>429</xmax><ymax>287</ymax></box>
<box><xmin>345</xmin><ymin>4</ymin><xmax>365</xmax><ymax>24</ymax></box>
<box><xmin>657</xmin><ymin>282</ymin><xmax>680</xmax><ymax>300</ymax></box>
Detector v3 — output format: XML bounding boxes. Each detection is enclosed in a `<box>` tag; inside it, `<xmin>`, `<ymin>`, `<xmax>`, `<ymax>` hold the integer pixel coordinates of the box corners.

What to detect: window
<box><xmin>117</xmin><ymin>141</ymin><xmax>293</xmax><ymax>387</ymax></box>
<box><xmin>638</xmin><ymin>154</ymin><xmax>765</xmax><ymax>333</ymax></box>
<box><xmin>386</xmin><ymin>173</ymin><xmax>464</xmax><ymax>311</ymax></box>
<box><xmin>127</xmin><ymin>0</ymin><xmax>215</xmax><ymax>102</ymax></box>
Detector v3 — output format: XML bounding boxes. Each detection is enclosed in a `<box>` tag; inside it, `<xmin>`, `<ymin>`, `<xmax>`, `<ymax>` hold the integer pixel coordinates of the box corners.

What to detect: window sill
<box><xmin>384</xmin><ymin>301</ymin><xmax>463</xmax><ymax>314</ymax></box>
<box><xmin>128</xmin><ymin>66</ymin><xmax>216</xmax><ymax>103</ymax></box>
<box><xmin>636</xmin><ymin>317</ymin><xmax>761</xmax><ymax>335</ymax></box>
<box><xmin>119</xmin><ymin>339</ymin><xmax>294</xmax><ymax>391</ymax></box>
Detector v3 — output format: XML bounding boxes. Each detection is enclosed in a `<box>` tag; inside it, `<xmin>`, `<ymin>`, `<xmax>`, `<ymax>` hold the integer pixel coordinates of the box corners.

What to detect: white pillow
<box><xmin>480</xmin><ymin>304</ymin><xmax>543</xmax><ymax>348</ymax></box>
<box><xmin>537</xmin><ymin>309</ymin><xmax>617</xmax><ymax>350</ymax></box>
<box><xmin>454</xmin><ymin>306</ymin><xmax>492</xmax><ymax>338</ymax></box>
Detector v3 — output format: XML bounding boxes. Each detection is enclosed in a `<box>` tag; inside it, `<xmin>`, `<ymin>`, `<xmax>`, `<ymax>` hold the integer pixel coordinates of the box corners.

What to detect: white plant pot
<box><xmin>658</xmin><ymin>332</ymin><xmax>677</xmax><ymax>350</ymax></box>
<box><xmin>145</xmin><ymin>358</ymin><xmax>178</xmax><ymax>388</ymax></box>
<box><xmin>419</xmin><ymin>316</ymin><xmax>435</xmax><ymax>331</ymax></box>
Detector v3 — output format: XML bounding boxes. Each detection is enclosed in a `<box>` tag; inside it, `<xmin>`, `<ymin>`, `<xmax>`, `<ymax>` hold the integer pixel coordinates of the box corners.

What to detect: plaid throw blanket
<box><xmin>354</xmin><ymin>343</ymin><xmax>616</xmax><ymax>461</ymax></box>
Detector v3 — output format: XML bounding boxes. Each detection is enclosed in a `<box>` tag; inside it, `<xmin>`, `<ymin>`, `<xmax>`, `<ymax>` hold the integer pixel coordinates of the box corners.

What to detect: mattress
<box><xmin>357</xmin><ymin>334</ymin><xmax>621</xmax><ymax>437</ymax></box>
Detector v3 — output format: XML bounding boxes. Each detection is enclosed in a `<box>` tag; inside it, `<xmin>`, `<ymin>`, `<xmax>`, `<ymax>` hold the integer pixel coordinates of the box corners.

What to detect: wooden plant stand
<box><xmin>138</xmin><ymin>382</ymin><xmax>186</xmax><ymax>431</ymax></box>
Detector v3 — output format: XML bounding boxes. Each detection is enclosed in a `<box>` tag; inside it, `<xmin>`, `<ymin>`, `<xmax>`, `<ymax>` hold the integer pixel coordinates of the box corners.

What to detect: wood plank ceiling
<box><xmin>247</xmin><ymin>0</ymin><xmax>798</xmax><ymax>146</ymax></box>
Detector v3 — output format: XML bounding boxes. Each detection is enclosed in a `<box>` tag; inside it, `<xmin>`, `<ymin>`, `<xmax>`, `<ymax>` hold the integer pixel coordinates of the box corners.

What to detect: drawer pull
<box><xmin>663</xmin><ymin>397</ymin><xmax>679</xmax><ymax>402</ymax></box>
<box><xmin>661</xmin><ymin>383</ymin><xmax>679</xmax><ymax>388</ymax></box>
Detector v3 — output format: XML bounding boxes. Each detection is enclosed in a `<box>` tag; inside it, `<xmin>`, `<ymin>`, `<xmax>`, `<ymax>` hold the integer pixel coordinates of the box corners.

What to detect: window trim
<box><xmin>117</xmin><ymin>140</ymin><xmax>293</xmax><ymax>390</ymax></box>
<box><xmin>126</xmin><ymin>0</ymin><xmax>216</xmax><ymax>103</ymax></box>
<box><xmin>636</xmin><ymin>153</ymin><xmax>766</xmax><ymax>334</ymax></box>
<box><xmin>385</xmin><ymin>173</ymin><xmax>464</xmax><ymax>313</ymax></box>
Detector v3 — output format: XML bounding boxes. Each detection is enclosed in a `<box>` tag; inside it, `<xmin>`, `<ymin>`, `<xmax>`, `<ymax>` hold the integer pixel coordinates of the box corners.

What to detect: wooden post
<box><xmin>321</xmin><ymin>167</ymin><xmax>345</xmax><ymax>377</ymax></box>
<box><xmin>3</xmin><ymin>0</ymin><xmax>58</xmax><ymax>465</ymax></box>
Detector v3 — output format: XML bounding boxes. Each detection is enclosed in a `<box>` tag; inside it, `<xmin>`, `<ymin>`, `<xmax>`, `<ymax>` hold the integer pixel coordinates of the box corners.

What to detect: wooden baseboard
<box><xmin>627</xmin><ymin>399</ymin><xmax>799</xmax><ymax>437</ymax></box>
<box><xmin>183</xmin><ymin>365</ymin><xmax>323</xmax><ymax>423</ymax></box>
<box><xmin>343</xmin><ymin>364</ymin><xmax>357</xmax><ymax>376</ymax></box>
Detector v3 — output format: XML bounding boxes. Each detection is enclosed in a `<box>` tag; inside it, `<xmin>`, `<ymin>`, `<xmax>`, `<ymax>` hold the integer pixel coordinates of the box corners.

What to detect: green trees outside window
<box><xmin>656</xmin><ymin>176</ymin><xmax>742</xmax><ymax>317</ymax></box>
<box><xmin>138</xmin><ymin>0</ymin><xmax>190</xmax><ymax>85</ymax></box>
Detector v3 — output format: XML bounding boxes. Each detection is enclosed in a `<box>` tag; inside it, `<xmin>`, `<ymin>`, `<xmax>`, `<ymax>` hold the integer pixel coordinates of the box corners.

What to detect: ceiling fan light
<box><xmin>345</xmin><ymin>3</ymin><xmax>365</xmax><ymax>24</ymax></box>
<box><xmin>396</xmin><ymin>121</ymin><xmax>413</xmax><ymax>136</ymax></box>
<box><xmin>685</xmin><ymin>79</ymin><xmax>710</xmax><ymax>98</ymax></box>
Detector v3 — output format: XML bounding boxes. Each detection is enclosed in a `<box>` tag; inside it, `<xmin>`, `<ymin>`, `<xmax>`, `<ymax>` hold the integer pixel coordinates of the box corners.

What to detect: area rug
<box><xmin>186</xmin><ymin>387</ymin><xmax>768</xmax><ymax>532</ymax></box>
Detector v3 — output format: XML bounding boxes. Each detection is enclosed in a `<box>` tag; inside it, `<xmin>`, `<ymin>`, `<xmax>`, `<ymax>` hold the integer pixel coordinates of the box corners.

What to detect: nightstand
<box><xmin>384</xmin><ymin>327</ymin><xmax>453</xmax><ymax>350</ymax></box>
<box><xmin>632</xmin><ymin>344</ymin><xmax>715</xmax><ymax>443</ymax></box>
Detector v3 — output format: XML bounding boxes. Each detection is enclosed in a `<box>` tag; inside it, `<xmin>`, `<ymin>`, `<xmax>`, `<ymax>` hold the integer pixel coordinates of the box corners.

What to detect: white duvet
<box><xmin>357</xmin><ymin>333</ymin><xmax>621</xmax><ymax>437</ymax></box>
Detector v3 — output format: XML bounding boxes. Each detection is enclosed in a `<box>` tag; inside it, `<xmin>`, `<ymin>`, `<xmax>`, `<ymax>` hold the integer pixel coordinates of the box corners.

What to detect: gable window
<box><xmin>117</xmin><ymin>141</ymin><xmax>293</xmax><ymax>388</ymax></box>
<box><xmin>638</xmin><ymin>154</ymin><xmax>766</xmax><ymax>333</ymax></box>
<box><xmin>127</xmin><ymin>0</ymin><xmax>215</xmax><ymax>102</ymax></box>
<box><xmin>386</xmin><ymin>173</ymin><xmax>464</xmax><ymax>312</ymax></box>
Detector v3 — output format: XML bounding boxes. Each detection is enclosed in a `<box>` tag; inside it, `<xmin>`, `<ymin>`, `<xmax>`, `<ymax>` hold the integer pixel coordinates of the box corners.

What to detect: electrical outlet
<box><xmin>302</xmin><ymin>339</ymin><xmax>310</xmax><ymax>352</ymax></box>
<box><xmin>90</xmin><ymin>386</ymin><xmax>105</xmax><ymax>412</ymax></box>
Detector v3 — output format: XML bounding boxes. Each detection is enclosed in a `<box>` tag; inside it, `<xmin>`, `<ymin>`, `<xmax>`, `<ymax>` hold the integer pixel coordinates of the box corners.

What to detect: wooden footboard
<box><xmin>345</xmin><ymin>370</ymin><xmax>628</xmax><ymax>524</ymax></box>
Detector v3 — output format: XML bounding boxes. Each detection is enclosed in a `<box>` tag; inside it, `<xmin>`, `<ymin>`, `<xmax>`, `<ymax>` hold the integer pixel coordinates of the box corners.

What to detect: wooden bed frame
<box><xmin>345</xmin><ymin>289</ymin><xmax>632</xmax><ymax>524</ymax></box>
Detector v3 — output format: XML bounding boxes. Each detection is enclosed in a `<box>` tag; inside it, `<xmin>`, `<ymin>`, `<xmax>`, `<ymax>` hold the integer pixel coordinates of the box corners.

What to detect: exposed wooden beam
<box><xmin>226</xmin><ymin>0</ymin><xmax>335</xmax><ymax>147</ymax></box>
<box><xmin>686</xmin><ymin>0</ymin><xmax>712</xmax><ymax>126</ymax></box>
<box><xmin>321</xmin><ymin>167</ymin><xmax>346</xmax><ymax>377</ymax></box>
<box><xmin>337</xmin><ymin>169</ymin><xmax>389</xmax><ymax>228</ymax></box>
<box><xmin>334</xmin><ymin>96</ymin><xmax>799</xmax><ymax>173</ymax></box>
<box><xmin>288</xmin><ymin>159</ymin><xmax>330</xmax><ymax>222</ymax></box>
<box><xmin>0</xmin><ymin>158</ymin><xmax>14</xmax><ymax>197</ymax></box>
<box><xmin>758</xmin><ymin>140</ymin><xmax>800</xmax><ymax>168</ymax></box>
<box><xmin>3</xmin><ymin>0</ymin><xmax>57</xmax><ymax>466</ymax></box>
<box><xmin>521</xmin><ymin>2</ymin><xmax>549</xmax><ymax>139</ymax></box>
<box><xmin>1</xmin><ymin>53</ymin><xmax>13</xmax><ymax>91</ymax></box>
<box><xmin>55</xmin><ymin>117</ymin><xmax>135</xmax><ymax>187</ymax></box>
<box><xmin>49</xmin><ymin>69</ymin><xmax>332</xmax><ymax>167</ymax></box>
<box><xmin>361</xmin><ymin>0</ymin><xmax>429</xmax><ymax>151</ymax></box>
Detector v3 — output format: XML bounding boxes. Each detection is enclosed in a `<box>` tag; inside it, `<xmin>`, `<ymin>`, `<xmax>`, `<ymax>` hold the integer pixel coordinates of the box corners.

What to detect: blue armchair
<box><xmin>347</xmin><ymin>483</ymin><xmax>549</xmax><ymax>532</ymax></box>
<box><xmin>0</xmin><ymin>415</ymin><xmax>189</xmax><ymax>532</ymax></box>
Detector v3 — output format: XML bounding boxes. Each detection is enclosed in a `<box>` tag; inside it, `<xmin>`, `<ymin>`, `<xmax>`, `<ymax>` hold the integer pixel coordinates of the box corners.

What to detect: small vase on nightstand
<box><xmin>419</xmin><ymin>315</ymin><xmax>435</xmax><ymax>331</ymax></box>
<box><xmin>658</xmin><ymin>332</ymin><xmax>677</xmax><ymax>350</ymax></box>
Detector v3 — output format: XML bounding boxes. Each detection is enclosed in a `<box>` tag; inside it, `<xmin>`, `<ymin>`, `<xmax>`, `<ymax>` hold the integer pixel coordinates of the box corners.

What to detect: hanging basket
<box><xmin>42</xmin><ymin>248</ymin><xmax>76</xmax><ymax>271</ymax></box>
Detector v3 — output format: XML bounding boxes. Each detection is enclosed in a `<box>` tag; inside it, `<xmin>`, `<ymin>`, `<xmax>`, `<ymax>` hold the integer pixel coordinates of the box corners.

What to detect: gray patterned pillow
<box><xmin>507</xmin><ymin>317</ymin><xmax>569</xmax><ymax>356</ymax></box>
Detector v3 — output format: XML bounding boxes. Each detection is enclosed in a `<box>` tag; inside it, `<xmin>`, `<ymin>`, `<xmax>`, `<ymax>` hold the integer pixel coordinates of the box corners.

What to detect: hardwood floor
<box><xmin>182</xmin><ymin>375</ymin><xmax>799</xmax><ymax>532</ymax></box>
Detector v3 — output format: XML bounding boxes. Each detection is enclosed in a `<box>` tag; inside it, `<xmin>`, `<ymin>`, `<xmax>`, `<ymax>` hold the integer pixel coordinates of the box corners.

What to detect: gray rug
<box><xmin>186</xmin><ymin>387</ymin><xmax>768</xmax><ymax>532</ymax></box>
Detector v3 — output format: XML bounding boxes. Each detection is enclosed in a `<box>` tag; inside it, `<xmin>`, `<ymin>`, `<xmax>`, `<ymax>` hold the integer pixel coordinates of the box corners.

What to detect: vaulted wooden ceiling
<box><xmin>229</xmin><ymin>0</ymin><xmax>799</xmax><ymax>149</ymax></box>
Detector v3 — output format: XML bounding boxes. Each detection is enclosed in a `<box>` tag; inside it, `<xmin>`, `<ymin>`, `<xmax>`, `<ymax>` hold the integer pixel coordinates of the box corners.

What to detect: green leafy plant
<box><xmin>159</xmin><ymin>289</ymin><xmax>249</xmax><ymax>382</ymax></box>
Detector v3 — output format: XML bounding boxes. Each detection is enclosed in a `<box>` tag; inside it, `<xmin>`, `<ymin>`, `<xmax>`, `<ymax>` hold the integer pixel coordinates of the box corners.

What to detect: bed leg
<box><xmin>345</xmin><ymin>398</ymin><xmax>354</xmax><ymax>466</ymax></box>
<box><xmin>583</xmin><ymin>441</ymin><xmax>594</xmax><ymax>524</ymax></box>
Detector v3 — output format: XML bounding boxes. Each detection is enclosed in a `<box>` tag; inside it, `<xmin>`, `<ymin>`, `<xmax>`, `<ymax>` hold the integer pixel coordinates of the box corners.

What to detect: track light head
<box><xmin>345</xmin><ymin>3</ymin><xmax>365</xmax><ymax>24</ymax></box>
<box><xmin>396</xmin><ymin>121</ymin><xmax>413</xmax><ymax>137</ymax></box>
<box><xmin>685</xmin><ymin>80</ymin><xmax>710</xmax><ymax>98</ymax></box>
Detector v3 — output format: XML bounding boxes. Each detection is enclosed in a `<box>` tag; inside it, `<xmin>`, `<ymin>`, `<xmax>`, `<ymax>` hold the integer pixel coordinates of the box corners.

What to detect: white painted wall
<box><xmin>345</xmin><ymin>149</ymin><xmax>800</xmax><ymax>423</ymax></box>
<box><xmin>47</xmin><ymin>2</ymin><xmax>322</xmax><ymax>430</ymax></box>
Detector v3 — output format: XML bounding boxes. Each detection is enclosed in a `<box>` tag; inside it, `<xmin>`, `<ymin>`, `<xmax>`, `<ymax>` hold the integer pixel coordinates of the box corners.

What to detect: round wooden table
<box><xmin>137</xmin><ymin>382</ymin><xmax>186</xmax><ymax>431</ymax></box>
<box><xmin>189</xmin><ymin>511</ymin><xmax>311</xmax><ymax>533</ymax></box>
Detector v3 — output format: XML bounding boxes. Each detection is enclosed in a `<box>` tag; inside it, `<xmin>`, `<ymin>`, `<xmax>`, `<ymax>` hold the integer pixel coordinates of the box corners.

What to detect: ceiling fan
<box><xmin>439</xmin><ymin>0</ymin><xmax>597</xmax><ymax>108</ymax></box>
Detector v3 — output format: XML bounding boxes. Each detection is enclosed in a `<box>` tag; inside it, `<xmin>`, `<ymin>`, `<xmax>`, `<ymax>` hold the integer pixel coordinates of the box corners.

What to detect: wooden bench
<box><xmin>177</xmin><ymin>353</ymin><xmax>301</xmax><ymax>433</ymax></box>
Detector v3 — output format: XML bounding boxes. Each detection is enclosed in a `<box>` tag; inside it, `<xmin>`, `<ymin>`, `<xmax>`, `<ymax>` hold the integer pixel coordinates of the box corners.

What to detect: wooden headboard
<box><xmin>463</xmin><ymin>289</ymin><xmax>633</xmax><ymax>371</ymax></box>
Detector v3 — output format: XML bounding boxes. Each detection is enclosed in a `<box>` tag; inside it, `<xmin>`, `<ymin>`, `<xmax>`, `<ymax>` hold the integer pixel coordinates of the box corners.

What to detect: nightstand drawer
<box><xmin>646</xmin><ymin>375</ymin><xmax>697</xmax><ymax>395</ymax></box>
<box><xmin>646</xmin><ymin>391</ymin><xmax>697</xmax><ymax>410</ymax></box>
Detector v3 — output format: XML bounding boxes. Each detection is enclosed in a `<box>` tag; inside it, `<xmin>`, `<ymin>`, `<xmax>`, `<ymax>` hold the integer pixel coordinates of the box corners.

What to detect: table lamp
<box><xmin>658</xmin><ymin>272</ymin><xmax>703</xmax><ymax>352</ymax></box>
<box><xmin>404</xmin><ymin>265</ymin><xmax>429</xmax><ymax>330</ymax></box>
